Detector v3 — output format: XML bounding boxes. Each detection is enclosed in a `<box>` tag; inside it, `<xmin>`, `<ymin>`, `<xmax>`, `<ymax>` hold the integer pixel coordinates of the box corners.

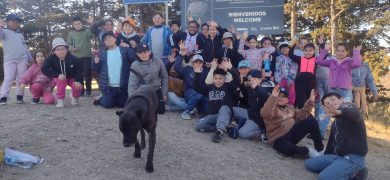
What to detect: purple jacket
<box><xmin>317</xmin><ymin>49</ymin><xmax>361</xmax><ymax>89</ymax></box>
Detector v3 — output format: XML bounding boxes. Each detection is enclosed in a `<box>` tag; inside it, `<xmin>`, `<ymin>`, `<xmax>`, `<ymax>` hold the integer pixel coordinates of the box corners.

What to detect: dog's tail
<box><xmin>141</xmin><ymin>129</ymin><xmax>146</xmax><ymax>150</ymax></box>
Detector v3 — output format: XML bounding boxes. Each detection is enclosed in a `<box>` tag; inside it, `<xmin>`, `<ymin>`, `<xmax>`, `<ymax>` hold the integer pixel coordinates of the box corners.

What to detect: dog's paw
<box><xmin>133</xmin><ymin>152</ymin><xmax>141</xmax><ymax>158</ymax></box>
<box><xmin>145</xmin><ymin>163</ymin><xmax>154</xmax><ymax>173</ymax></box>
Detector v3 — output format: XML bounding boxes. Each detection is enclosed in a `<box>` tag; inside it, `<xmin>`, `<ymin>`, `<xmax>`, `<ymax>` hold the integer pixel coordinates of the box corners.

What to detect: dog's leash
<box><xmin>130</xmin><ymin>68</ymin><xmax>146</xmax><ymax>85</ymax></box>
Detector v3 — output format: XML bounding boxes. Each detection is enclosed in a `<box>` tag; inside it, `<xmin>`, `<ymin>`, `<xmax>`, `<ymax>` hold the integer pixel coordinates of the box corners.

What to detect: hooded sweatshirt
<box><xmin>19</xmin><ymin>63</ymin><xmax>53</xmax><ymax>90</ymax></box>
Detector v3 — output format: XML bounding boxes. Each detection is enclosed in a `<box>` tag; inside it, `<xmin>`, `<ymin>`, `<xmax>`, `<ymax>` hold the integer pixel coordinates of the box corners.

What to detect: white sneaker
<box><xmin>70</xmin><ymin>93</ymin><xmax>79</xmax><ymax>105</ymax></box>
<box><xmin>308</xmin><ymin>147</ymin><xmax>321</xmax><ymax>158</ymax></box>
<box><xmin>56</xmin><ymin>99</ymin><xmax>64</xmax><ymax>108</ymax></box>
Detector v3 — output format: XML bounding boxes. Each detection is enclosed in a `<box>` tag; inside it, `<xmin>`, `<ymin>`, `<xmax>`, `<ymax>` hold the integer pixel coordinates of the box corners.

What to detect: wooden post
<box><xmin>165</xmin><ymin>2</ymin><xmax>169</xmax><ymax>26</ymax></box>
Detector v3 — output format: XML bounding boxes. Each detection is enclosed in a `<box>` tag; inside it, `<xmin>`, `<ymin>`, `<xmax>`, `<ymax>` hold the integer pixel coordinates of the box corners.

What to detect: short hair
<box><xmin>260</xmin><ymin>37</ymin><xmax>272</xmax><ymax>45</ymax></box>
<box><xmin>336</xmin><ymin>43</ymin><xmax>350</xmax><ymax>51</ymax></box>
<box><xmin>154</xmin><ymin>13</ymin><xmax>164</xmax><ymax>18</ymax></box>
<box><xmin>201</xmin><ymin>23</ymin><xmax>208</xmax><ymax>29</ymax></box>
<box><xmin>188</xmin><ymin>20</ymin><xmax>199</xmax><ymax>28</ymax></box>
<box><xmin>304</xmin><ymin>43</ymin><xmax>315</xmax><ymax>50</ymax></box>
<box><xmin>321</xmin><ymin>92</ymin><xmax>342</xmax><ymax>105</ymax></box>
<box><xmin>72</xmin><ymin>16</ymin><xmax>82</xmax><ymax>22</ymax></box>
<box><xmin>213</xmin><ymin>68</ymin><xmax>227</xmax><ymax>76</ymax></box>
<box><xmin>102</xmin><ymin>31</ymin><xmax>115</xmax><ymax>41</ymax></box>
<box><xmin>105</xmin><ymin>19</ymin><xmax>114</xmax><ymax>25</ymax></box>
<box><xmin>169</xmin><ymin>20</ymin><xmax>180</xmax><ymax>27</ymax></box>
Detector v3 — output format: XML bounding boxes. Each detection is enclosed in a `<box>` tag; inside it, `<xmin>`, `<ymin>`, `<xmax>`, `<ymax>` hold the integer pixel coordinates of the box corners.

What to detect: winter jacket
<box><xmin>0</xmin><ymin>28</ymin><xmax>32</xmax><ymax>62</ymax></box>
<box><xmin>141</xmin><ymin>25</ymin><xmax>172</xmax><ymax>57</ymax></box>
<box><xmin>173</xmin><ymin>55</ymin><xmax>209</xmax><ymax>92</ymax></box>
<box><xmin>128</xmin><ymin>58</ymin><xmax>169</xmax><ymax>97</ymax></box>
<box><xmin>197</xmin><ymin>27</ymin><xmax>228</xmax><ymax>63</ymax></box>
<box><xmin>317</xmin><ymin>49</ymin><xmax>362</xmax><ymax>89</ymax></box>
<box><xmin>238</xmin><ymin>41</ymin><xmax>276</xmax><ymax>71</ymax></box>
<box><xmin>91</xmin><ymin>47</ymin><xmax>135</xmax><ymax>93</ymax></box>
<box><xmin>274</xmin><ymin>55</ymin><xmax>298</xmax><ymax>85</ymax></box>
<box><xmin>19</xmin><ymin>63</ymin><xmax>53</xmax><ymax>90</ymax></box>
<box><xmin>247</xmin><ymin>86</ymin><xmax>270</xmax><ymax>128</ymax></box>
<box><xmin>42</xmin><ymin>54</ymin><xmax>83</xmax><ymax>83</ymax></box>
<box><xmin>67</xmin><ymin>28</ymin><xmax>93</xmax><ymax>58</ymax></box>
<box><xmin>116</xmin><ymin>32</ymin><xmax>141</xmax><ymax>48</ymax></box>
<box><xmin>219</xmin><ymin>46</ymin><xmax>244</xmax><ymax>68</ymax></box>
<box><xmin>260</xmin><ymin>96</ymin><xmax>315</xmax><ymax>145</ymax></box>
<box><xmin>352</xmin><ymin>62</ymin><xmax>378</xmax><ymax>96</ymax></box>
<box><xmin>325</xmin><ymin>102</ymin><xmax>368</xmax><ymax>157</ymax></box>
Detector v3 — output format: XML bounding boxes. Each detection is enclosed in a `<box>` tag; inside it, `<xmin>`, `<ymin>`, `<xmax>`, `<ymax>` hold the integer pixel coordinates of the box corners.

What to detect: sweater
<box><xmin>352</xmin><ymin>62</ymin><xmax>378</xmax><ymax>96</ymax></box>
<box><xmin>260</xmin><ymin>96</ymin><xmax>315</xmax><ymax>145</ymax></box>
<box><xmin>128</xmin><ymin>58</ymin><xmax>169</xmax><ymax>97</ymax></box>
<box><xmin>66</xmin><ymin>28</ymin><xmax>93</xmax><ymax>58</ymax></box>
<box><xmin>173</xmin><ymin>55</ymin><xmax>209</xmax><ymax>92</ymax></box>
<box><xmin>324</xmin><ymin>102</ymin><xmax>368</xmax><ymax>157</ymax></box>
<box><xmin>19</xmin><ymin>63</ymin><xmax>53</xmax><ymax>90</ymax></box>
<box><xmin>317</xmin><ymin>49</ymin><xmax>362</xmax><ymax>89</ymax></box>
<box><xmin>0</xmin><ymin>28</ymin><xmax>32</xmax><ymax>61</ymax></box>
<box><xmin>194</xmin><ymin>68</ymin><xmax>240</xmax><ymax>114</ymax></box>
<box><xmin>42</xmin><ymin>54</ymin><xmax>83</xmax><ymax>83</ymax></box>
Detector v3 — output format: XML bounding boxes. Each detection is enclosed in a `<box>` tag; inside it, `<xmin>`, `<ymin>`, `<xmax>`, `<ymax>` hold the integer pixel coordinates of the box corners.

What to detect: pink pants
<box><xmin>53</xmin><ymin>78</ymin><xmax>82</xmax><ymax>99</ymax></box>
<box><xmin>279</xmin><ymin>79</ymin><xmax>296</xmax><ymax>105</ymax></box>
<box><xmin>30</xmin><ymin>83</ymin><xmax>55</xmax><ymax>104</ymax></box>
<box><xmin>0</xmin><ymin>59</ymin><xmax>28</xmax><ymax>97</ymax></box>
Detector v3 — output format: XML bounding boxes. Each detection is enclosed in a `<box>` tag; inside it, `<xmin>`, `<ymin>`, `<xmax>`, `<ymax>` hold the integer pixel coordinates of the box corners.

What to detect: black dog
<box><xmin>117</xmin><ymin>85</ymin><xmax>158</xmax><ymax>173</ymax></box>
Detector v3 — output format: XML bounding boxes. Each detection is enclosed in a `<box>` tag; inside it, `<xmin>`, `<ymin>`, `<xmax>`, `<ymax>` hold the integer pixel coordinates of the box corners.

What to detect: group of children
<box><xmin>0</xmin><ymin>12</ymin><xmax>376</xmax><ymax>179</ymax></box>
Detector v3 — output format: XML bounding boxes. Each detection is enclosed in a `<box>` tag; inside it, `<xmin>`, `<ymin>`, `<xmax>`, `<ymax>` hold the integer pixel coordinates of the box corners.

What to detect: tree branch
<box><xmin>334</xmin><ymin>8</ymin><xmax>347</xmax><ymax>20</ymax></box>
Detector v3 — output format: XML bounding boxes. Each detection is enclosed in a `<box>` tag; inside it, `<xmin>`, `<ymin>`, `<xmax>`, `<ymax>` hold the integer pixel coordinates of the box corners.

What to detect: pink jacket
<box><xmin>317</xmin><ymin>49</ymin><xmax>361</xmax><ymax>89</ymax></box>
<box><xmin>19</xmin><ymin>64</ymin><xmax>54</xmax><ymax>90</ymax></box>
<box><xmin>238</xmin><ymin>41</ymin><xmax>275</xmax><ymax>70</ymax></box>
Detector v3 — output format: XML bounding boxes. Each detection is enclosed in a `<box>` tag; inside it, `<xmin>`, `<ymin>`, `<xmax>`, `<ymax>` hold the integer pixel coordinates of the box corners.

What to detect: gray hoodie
<box><xmin>0</xmin><ymin>28</ymin><xmax>32</xmax><ymax>62</ymax></box>
<box><xmin>352</xmin><ymin>62</ymin><xmax>378</xmax><ymax>96</ymax></box>
<box><xmin>128</xmin><ymin>58</ymin><xmax>168</xmax><ymax>97</ymax></box>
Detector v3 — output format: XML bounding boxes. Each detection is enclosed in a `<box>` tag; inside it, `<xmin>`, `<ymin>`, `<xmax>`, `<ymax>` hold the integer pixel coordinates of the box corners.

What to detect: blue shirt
<box><xmin>107</xmin><ymin>47</ymin><xmax>122</xmax><ymax>87</ymax></box>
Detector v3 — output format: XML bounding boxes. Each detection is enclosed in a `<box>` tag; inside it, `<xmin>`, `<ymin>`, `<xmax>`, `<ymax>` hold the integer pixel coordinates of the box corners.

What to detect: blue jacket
<box><xmin>173</xmin><ymin>55</ymin><xmax>208</xmax><ymax>92</ymax></box>
<box><xmin>141</xmin><ymin>25</ymin><xmax>172</xmax><ymax>57</ymax></box>
<box><xmin>352</xmin><ymin>62</ymin><xmax>378</xmax><ymax>96</ymax></box>
<box><xmin>92</xmin><ymin>47</ymin><xmax>135</xmax><ymax>93</ymax></box>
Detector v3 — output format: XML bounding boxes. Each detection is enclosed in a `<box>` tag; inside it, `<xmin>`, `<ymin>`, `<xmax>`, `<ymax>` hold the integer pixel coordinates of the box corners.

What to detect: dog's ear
<box><xmin>116</xmin><ymin>111</ymin><xmax>124</xmax><ymax>116</ymax></box>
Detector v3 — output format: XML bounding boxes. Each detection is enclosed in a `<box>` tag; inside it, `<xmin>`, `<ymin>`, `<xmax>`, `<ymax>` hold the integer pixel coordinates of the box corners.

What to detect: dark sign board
<box><xmin>123</xmin><ymin>0</ymin><xmax>167</xmax><ymax>4</ymax></box>
<box><xmin>181</xmin><ymin>0</ymin><xmax>284</xmax><ymax>35</ymax></box>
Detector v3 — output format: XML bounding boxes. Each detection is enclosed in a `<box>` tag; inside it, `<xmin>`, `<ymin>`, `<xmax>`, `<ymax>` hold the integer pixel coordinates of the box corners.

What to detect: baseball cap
<box><xmin>279</xmin><ymin>87</ymin><xmax>289</xmax><ymax>97</ymax></box>
<box><xmin>5</xmin><ymin>14</ymin><xmax>21</xmax><ymax>22</ymax></box>
<box><xmin>191</xmin><ymin>54</ymin><xmax>204</xmax><ymax>62</ymax></box>
<box><xmin>249</xmin><ymin>69</ymin><xmax>262</xmax><ymax>79</ymax></box>
<box><xmin>136</xmin><ymin>42</ymin><xmax>150</xmax><ymax>53</ymax></box>
<box><xmin>238</xmin><ymin>60</ymin><xmax>251</xmax><ymax>69</ymax></box>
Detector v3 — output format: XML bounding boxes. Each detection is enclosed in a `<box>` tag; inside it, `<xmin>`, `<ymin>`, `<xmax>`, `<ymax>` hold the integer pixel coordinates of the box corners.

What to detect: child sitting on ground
<box><xmin>261</xmin><ymin>85</ymin><xmax>324</xmax><ymax>157</ymax></box>
<box><xmin>19</xmin><ymin>51</ymin><xmax>55</xmax><ymax>104</ymax></box>
<box><xmin>194</xmin><ymin>59</ymin><xmax>240</xmax><ymax>143</ymax></box>
<box><xmin>316</xmin><ymin>44</ymin><xmax>362</xmax><ymax>102</ymax></box>
<box><xmin>305</xmin><ymin>92</ymin><xmax>368</xmax><ymax>180</ymax></box>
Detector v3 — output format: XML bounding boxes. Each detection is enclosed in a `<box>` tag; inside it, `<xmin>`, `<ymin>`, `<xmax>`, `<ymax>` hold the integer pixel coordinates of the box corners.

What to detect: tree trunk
<box><xmin>290</xmin><ymin>0</ymin><xmax>298</xmax><ymax>39</ymax></box>
<box><xmin>330</xmin><ymin>0</ymin><xmax>337</xmax><ymax>55</ymax></box>
<box><xmin>98</xmin><ymin>0</ymin><xmax>104</xmax><ymax>17</ymax></box>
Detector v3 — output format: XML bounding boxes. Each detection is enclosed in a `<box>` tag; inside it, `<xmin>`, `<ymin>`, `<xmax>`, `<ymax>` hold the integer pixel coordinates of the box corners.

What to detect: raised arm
<box><xmin>348</xmin><ymin>45</ymin><xmax>362</xmax><ymax>68</ymax></box>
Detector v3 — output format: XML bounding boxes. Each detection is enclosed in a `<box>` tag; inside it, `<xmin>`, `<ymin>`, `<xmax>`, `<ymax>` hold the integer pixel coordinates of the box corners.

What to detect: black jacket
<box><xmin>42</xmin><ymin>54</ymin><xmax>83</xmax><ymax>83</ymax></box>
<box><xmin>219</xmin><ymin>46</ymin><xmax>244</xmax><ymax>68</ymax></box>
<box><xmin>247</xmin><ymin>86</ymin><xmax>269</xmax><ymax>129</ymax></box>
<box><xmin>197</xmin><ymin>27</ymin><xmax>228</xmax><ymax>63</ymax></box>
<box><xmin>325</xmin><ymin>102</ymin><xmax>368</xmax><ymax>157</ymax></box>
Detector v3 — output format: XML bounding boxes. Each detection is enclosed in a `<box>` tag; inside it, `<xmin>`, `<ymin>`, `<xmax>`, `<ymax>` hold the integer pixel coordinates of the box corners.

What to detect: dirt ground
<box><xmin>1</xmin><ymin>88</ymin><xmax>390</xmax><ymax>180</ymax></box>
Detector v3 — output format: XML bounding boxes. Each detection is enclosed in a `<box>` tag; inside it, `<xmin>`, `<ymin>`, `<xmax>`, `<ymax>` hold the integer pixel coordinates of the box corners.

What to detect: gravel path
<box><xmin>1</xmin><ymin>89</ymin><xmax>389</xmax><ymax>180</ymax></box>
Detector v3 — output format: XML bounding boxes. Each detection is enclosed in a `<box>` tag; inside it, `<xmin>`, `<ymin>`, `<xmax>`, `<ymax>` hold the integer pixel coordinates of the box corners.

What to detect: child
<box><xmin>174</xmin><ymin>41</ymin><xmax>209</xmax><ymax>120</ymax></box>
<box><xmin>42</xmin><ymin>38</ymin><xmax>83</xmax><ymax>108</ymax></box>
<box><xmin>274</xmin><ymin>43</ymin><xmax>298</xmax><ymax>105</ymax></box>
<box><xmin>0</xmin><ymin>14</ymin><xmax>33</xmax><ymax>105</ymax></box>
<box><xmin>196</xmin><ymin>23</ymin><xmax>208</xmax><ymax>52</ymax></box>
<box><xmin>232</xmin><ymin>69</ymin><xmax>269</xmax><ymax>141</ymax></box>
<box><xmin>260</xmin><ymin>86</ymin><xmax>324</xmax><ymax>157</ymax></box>
<box><xmin>238</xmin><ymin>33</ymin><xmax>275</xmax><ymax>71</ymax></box>
<box><xmin>261</xmin><ymin>51</ymin><xmax>274</xmax><ymax>81</ymax></box>
<box><xmin>141</xmin><ymin>13</ymin><xmax>172</xmax><ymax>61</ymax></box>
<box><xmin>166</xmin><ymin>20</ymin><xmax>183</xmax><ymax>55</ymax></box>
<box><xmin>305</xmin><ymin>92</ymin><xmax>368</xmax><ymax>180</ymax></box>
<box><xmin>91</xmin><ymin>18</ymin><xmax>114</xmax><ymax>51</ymax></box>
<box><xmin>67</xmin><ymin>16</ymin><xmax>93</xmax><ymax>96</ymax></box>
<box><xmin>289</xmin><ymin>43</ymin><xmax>317</xmax><ymax>108</ymax></box>
<box><xmin>317</xmin><ymin>43</ymin><xmax>362</xmax><ymax>102</ymax></box>
<box><xmin>220</xmin><ymin>32</ymin><xmax>243</xmax><ymax>68</ymax></box>
<box><xmin>194</xmin><ymin>59</ymin><xmax>240</xmax><ymax>143</ymax></box>
<box><xmin>352</xmin><ymin>62</ymin><xmax>378</xmax><ymax>119</ymax></box>
<box><xmin>290</xmin><ymin>36</ymin><xmax>309</xmax><ymax>57</ymax></box>
<box><xmin>116</xmin><ymin>17</ymin><xmax>140</xmax><ymax>49</ymax></box>
<box><xmin>234</xmin><ymin>60</ymin><xmax>252</xmax><ymax>108</ymax></box>
<box><xmin>128</xmin><ymin>43</ymin><xmax>169</xmax><ymax>114</ymax></box>
<box><xmin>92</xmin><ymin>31</ymin><xmax>135</xmax><ymax>108</ymax></box>
<box><xmin>198</xmin><ymin>21</ymin><xmax>228</xmax><ymax>64</ymax></box>
<box><xmin>19</xmin><ymin>51</ymin><xmax>55</xmax><ymax>104</ymax></box>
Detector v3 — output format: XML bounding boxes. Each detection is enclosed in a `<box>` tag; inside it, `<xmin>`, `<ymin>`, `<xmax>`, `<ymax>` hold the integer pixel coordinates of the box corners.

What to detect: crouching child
<box><xmin>305</xmin><ymin>92</ymin><xmax>368</xmax><ymax>180</ymax></box>
<box><xmin>194</xmin><ymin>59</ymin><xmax>240</xmax><ymax>143</ymax></box>
<box><xmin>260</xmin><ymin>85</ymin><xmax>324</xmax><ymax>157</ymax></box>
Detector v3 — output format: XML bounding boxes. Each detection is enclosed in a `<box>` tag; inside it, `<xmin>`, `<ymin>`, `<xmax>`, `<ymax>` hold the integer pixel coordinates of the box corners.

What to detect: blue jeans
<box><xmin>195</xmin><ymin>105</ymin><xmax>232</xmax><ymax>132</ymax></box>
<box><xmin>232</xmin><ymin>107</ymin><xmax>261</xmax><ymax>139</ymax></box>
<box><xmin>184</xmin><ymin>89</ymin><xmax>208</xmax><ymax>113</ymax></box>
<box><xmin>316</xmin><ymin>79</ymin><xmax>330</xmax><ymax>137</ymax></box>
<box><xmin>100</xmin><ymin>87</ymin><xmax>128</xmax><ymax>108</ymax></box>
<box><xmin>167</xmin><ymin>92</ymin><xmax>187</xmax><ymax>111</ymax></box>
<box><xmin>329</xmin><ymin>88</ymin><xmax>353</xmax><ymax>102</ymax></box>
<box><xmin>305</xmin><ymin>154</ymin><xmax>365</xmax><ymax>180</ymax></box>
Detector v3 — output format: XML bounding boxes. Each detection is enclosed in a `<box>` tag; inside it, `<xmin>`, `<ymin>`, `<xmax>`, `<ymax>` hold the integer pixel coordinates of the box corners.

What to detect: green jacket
<box><xmin>66</xmin><ymin>28</ymin><xmax>92</xmax><ymax>58</ymax></box>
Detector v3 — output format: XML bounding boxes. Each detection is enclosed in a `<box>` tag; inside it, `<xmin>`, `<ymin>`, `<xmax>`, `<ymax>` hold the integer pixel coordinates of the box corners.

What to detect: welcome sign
<box><xmin>181</xmin><ymin>0</ymin><xmax>284</xmax><ymax>35</ymax></box>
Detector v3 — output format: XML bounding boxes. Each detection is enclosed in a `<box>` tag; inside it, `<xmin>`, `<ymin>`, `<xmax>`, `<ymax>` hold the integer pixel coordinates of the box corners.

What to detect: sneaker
<box><xmin>181</xmin><ymin>110</ymin><xmax>191</xmax><ymax>120</ymax></box>
<box><xmin>56</xmin><ymin>99</ymin><xmax>64</xmax><ymax>108</ymax></box>
<box><xmin>16</xmin><ymin>95</ymin><xmax>24</xmax><ymax>104</ymax></box>
<box><xmin>189</xmin><ymin>108</ymin><xmax>197</xmax><ymax>115</ymax></box>
<box><xmin>0</xmin><ymin>97</ymin><xmax>7</xmax><ymax>105</ymax></box>
<box><xmin>93</xmin><ymin>97</ymin><xmax>101</xmax><ymax>105</ymax></box>
<box><xmin>85</xmin><ymin>90</ymin><xmax>92</xmax><ymax>97</ymax></box>
<box><xmin>260</xmin><ymin>131</ymin><xmax>268</xmax><ymax>143</ymax></box>
<box><xmin>211</xmin><ymin>130</ymin><xmax>224</xmax><ymax>143</ymax></box>
<box><xmin>352</xmin><ymin>167</ymin><xmax>368</xmax><ymax>180</ymax></box>
<box><xmin>227</xmin><ymin>127</ymin><xmax>238</xmax><ymax>139</ymax></box>
<box><xmin>70</xmin><ymin>93</ymin><xmax>79</xmax><ymax>105</ymax></box>
<box><xmin>31</xmin><ymin>98</ymin><xmax>40</xmax><ymax>104</ymax></box>
<box><xmin>307</xmin><ymin>147</ymin><xmax>321</xmax><ymax>158</ymax></box>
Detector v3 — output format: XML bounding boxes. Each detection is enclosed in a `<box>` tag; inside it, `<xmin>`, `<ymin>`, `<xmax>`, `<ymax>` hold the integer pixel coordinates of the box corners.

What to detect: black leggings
<box><xmin>80</xmin><ymin>57</ymin><xmax>92</xmax><ymax>91</ymax></box>
<box><xmin>295</xmin><ymin>72</ymin><xmax>316</xmax><ymax>108</ymax></box>
<box><xmin>272</xmin><ymin>116</ymin><xmax>324</xmax><ymax>157</ymax></box>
